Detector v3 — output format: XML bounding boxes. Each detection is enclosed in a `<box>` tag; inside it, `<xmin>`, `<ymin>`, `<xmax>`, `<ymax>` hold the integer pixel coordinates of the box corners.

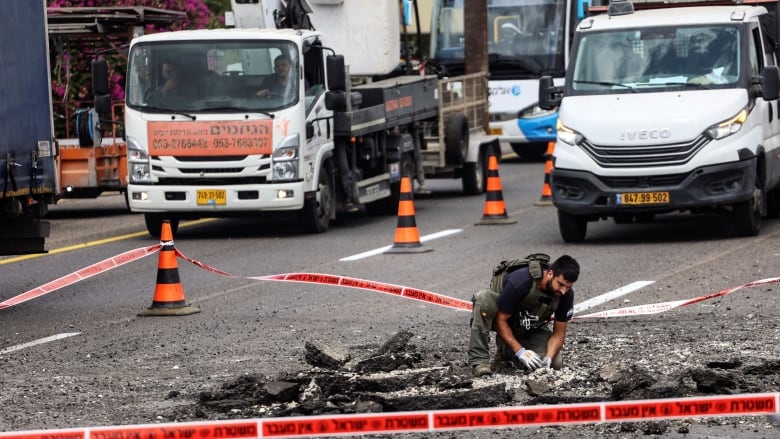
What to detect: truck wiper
<box><xmin>202</xmin><ymin>106</ymin><xmax>275</xmax><ymax>119</ymax></box>
<box><xmin>657</xmin><ymin>81</ymin><xmax>711</xmax><ymax>90</ymax></box>
<box><xmin>573</xmin><ymin>80</ymin><xmax>637</xmax><ymax>92</ymax></box>
<box><xmin>142</xmin><ymin>105</ymin><xmax>197</xmax><ymax>120</ymax></box>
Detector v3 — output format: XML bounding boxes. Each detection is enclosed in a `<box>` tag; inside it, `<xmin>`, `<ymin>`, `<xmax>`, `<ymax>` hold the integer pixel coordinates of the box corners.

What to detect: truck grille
<box><xmin>596</xmin><ymin>173</ymin><xmax>688</xmax><ymax>189</ymax></box>
<box><xmin>157</xmin><ymin>176</ymin><xmax>267</xmax><ymax>185</ymax></box>
<box><xmin>580</xmin><ymin>135</ymin><xmax>709</xmax><ymax>167</ymax></box>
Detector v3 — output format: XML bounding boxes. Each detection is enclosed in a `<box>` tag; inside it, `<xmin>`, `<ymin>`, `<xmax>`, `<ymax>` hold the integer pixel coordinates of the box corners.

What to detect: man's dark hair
<box><xmin>551</xmin><ymin>255</ymin><xmax>579</xmax><ymax>283</ymax></box>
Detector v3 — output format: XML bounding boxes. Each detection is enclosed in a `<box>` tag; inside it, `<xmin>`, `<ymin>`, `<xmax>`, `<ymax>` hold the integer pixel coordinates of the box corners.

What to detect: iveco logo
<box><xmin>619</xmin><ymin>128</ymin><xmax>671</xmax><ymax>141</ymax></box>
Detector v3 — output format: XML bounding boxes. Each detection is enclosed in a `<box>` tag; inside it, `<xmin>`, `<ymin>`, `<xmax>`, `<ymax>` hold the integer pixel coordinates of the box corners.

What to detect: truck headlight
<box><xmin>706</xmin><ymin>108</ymin><xmax>746</xmax><ymax>140</ymax></box>
<box><xmin>557</xmin><ymin>119</ymin><xmax>582</xmax><ymax>146</ymax></box>
<box><xmin>272</xmin><ymin>134</ymin><xmax>299</xmax><ymax>181</ymax></box>
<box><xmin>127</xmin><ymin>141</ymin><xmax>151</xmax><ymax>184</ymax></box>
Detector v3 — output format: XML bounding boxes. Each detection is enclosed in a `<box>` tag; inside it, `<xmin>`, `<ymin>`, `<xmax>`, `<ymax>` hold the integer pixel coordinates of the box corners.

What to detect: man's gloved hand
<box><xmin>542</xmin><ymin>356</ymin><xmax>552</xmax><ymax>369</ymax></box>
<box><xmin>515</xmin><ymin>348</ymin><xmax>542</xmax><ymax>370</ymax></box>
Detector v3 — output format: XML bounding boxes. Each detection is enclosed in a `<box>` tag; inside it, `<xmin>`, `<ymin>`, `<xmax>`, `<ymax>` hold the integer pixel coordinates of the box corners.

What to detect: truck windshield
<box><xmin>431</xmin><ymin>0</ymin><xmax>566</xmax><ymax>78</ymax></box>
<box><xmin>126</xmin><ymin>40</ymin><xmax>300</xmax><ymax>112</ymax></box>
<box><xmin>570</xmin><ymin>25</ymin><xmax>740</xmax><ymax>94</ymax></box>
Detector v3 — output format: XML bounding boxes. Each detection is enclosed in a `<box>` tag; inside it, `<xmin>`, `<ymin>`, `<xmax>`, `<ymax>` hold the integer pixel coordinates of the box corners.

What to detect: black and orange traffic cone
<box><xmin>138</xmin><ymin>220</ymin><xmax>200</xmax><ymax>316</ymax></box>
<box><xmin>385</xmin><ymin>176</ymin><xmax>432</xmax><ymax>254</ymax></box>
<box><xmin>476</xmin><ymin>151</ymin><xmax>517</xmax><ymax>225</ymax></box>
<box><xmin>534</xmin><ymin>141</ymin><xmax>555</xmax><ymax>206</ymax></box>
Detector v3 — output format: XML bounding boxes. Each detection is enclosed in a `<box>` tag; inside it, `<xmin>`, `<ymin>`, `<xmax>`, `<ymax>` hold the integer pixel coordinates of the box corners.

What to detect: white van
<box><xmin>539</xmin><ymin>0</ymin><xmax>780</xmax><ymax>242</ymax></box>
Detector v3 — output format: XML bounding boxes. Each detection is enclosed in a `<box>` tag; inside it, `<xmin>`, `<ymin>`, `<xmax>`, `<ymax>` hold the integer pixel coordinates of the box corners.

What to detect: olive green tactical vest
<box><xmin>490</xmin><ymin>253</ymin><xmax>560</xmax><ymax>332</ymax></box>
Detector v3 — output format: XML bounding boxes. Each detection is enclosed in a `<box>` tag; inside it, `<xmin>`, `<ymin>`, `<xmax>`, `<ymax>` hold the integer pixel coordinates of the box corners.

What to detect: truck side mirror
<box><xmin>761</xmin><ymin>65</ymin><xmax>780</xmax><ymax>101</ymax></box>
<box><xmin>326</xmin><ymin>55</ymin><xmax>346</xmax><ymax>92</ymax></box>
<box><xmin>94</xmin><ymin>94</ymin><xmax>111</xmax><ymax>116</ymax></box>
<box><xmin>91</xmin><ymin>58</ymin><xmax>109</xmax><ymax>96</ymax></box>
<box><xmin>539</xmin><ymin>75</ymin><xmax>563</xmax><ymax>110</ymax></box>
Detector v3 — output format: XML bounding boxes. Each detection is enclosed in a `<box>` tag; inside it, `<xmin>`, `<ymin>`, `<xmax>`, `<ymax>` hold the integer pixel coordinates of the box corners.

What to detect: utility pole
<box><xmin>464</xmin><ymin>0</ymin><xmax>489</xmax><ymax>130</ymax></box>
<box><xmin>464</xmin><ymin>0</ymin><xmax>487</xmax><ymax>75</ymax></box>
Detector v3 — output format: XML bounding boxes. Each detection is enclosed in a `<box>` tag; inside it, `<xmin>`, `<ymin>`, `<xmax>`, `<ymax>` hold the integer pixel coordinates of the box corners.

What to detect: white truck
<box><xmin>107</xmin><ymin>0</ymin><xmax>498</xmax><ymax>236</ymax></box>
<box><xmin>539</xmin><ymin>0</ymin><xmax>780</xmax><ymax>242</ymax></box>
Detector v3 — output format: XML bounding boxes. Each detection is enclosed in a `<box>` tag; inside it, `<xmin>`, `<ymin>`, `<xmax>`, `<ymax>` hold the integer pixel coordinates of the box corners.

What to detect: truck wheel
<box><xmin>445</xmin><ymin>112</ymin><xmax>469</xmax><ymax>165</ymax></box>
<box><xmin>766</xmin><ymin>187</ymin><xmax>780</xmax><ymax>218</ymax></box>
<box><xmin>145</xmin><ymin>213</ymin><xmax>179</xmax><ymax>238</ymax></box>
<box><xmin>558</xmin><ymin>211</ymin><xmax>587</xmax><ymax>242</ymax></box>
<box><xmin>462</xmin><ymin>147</ymin><xmax>487</xmax><ymax>195</ymax></box>
<box><xmin>733</xmin><ymin>187</ymin><xmax>762</xmax><ymax>236</ymax></box>
<box><xmin>300</xmin><ymin>164</ymin><xmax>333</xmax><ymax>233</ymax></box>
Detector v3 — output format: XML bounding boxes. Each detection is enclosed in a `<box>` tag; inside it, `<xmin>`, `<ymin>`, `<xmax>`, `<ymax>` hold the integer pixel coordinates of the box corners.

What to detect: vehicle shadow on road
<box><xmin>578</xmin><ymin>214</ymin><xmax>778</xmax><ymax>244</ymax></box>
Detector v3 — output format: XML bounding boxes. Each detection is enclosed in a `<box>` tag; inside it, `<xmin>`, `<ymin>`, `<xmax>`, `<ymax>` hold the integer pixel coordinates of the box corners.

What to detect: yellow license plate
<box><xmin>617</xmin><ymin>192</ymin><xmax>670</xmax><ymax>205</ymax></box>
<box><xmin>197</xmin><ymin>189</ymin><xmax>226</xmax><ymax>205</ymax></box>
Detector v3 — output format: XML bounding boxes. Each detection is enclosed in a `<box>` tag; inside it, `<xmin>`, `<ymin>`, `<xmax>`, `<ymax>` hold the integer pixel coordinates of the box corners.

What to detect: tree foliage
<box><xmin>47</xmin><ymin>0</ymin><xmax>229</xmax><ymax>137</ymax></box>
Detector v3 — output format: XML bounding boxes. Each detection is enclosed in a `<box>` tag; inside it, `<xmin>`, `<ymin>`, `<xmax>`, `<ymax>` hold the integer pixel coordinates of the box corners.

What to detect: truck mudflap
<box><xmin>0</xmin><ymin>220</ymin><xmax>50</xmax><ymax>255</ymax></box>
<box><xmin>551</xmin><ymin>158</ymin><xmax>758</xmax><ymax>216</ymax></box>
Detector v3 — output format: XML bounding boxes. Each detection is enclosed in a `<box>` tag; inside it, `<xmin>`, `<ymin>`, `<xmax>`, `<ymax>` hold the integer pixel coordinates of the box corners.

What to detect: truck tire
<box><xmin>766</xmin><ymin>187</ymin><xmax>780</xmax><ymax>218</ymax></box>
<box><xmin>558</xmin><ymin>211</ymin><xmax>587</xmax><ymax>242</ymax></box>
<box><xmin>445</xmin><ymin>112</ymin><xmax>469</xmax><ymax>165</ymax></box>
<box><xmin>145</xmin><ymin>213</ymin><xmax>179</xmax><ymax>238</ymax></box>
<box><xmin>461</xmin><ymin>146</ymin><xmax>487</xmax><ymax>195</ymax></box>
<box><xmin>300</xmin><ymin>163</ymin><xmax>333</xmax><ymax>233</ymax></box>
<box><xmin>733</xmin><ymin>189</ymin><xmax>762</xmax><ymax>237</ymax></box>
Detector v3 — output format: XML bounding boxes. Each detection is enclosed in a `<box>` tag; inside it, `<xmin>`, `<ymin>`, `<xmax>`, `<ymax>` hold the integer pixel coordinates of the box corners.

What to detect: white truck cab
<box><xmin>539</xmin><ymin>0</ymin><xmax>780</xmax><ymax>242</ymax></box>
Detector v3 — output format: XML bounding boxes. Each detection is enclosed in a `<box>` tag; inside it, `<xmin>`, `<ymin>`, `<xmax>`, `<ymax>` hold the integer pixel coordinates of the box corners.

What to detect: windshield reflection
<box><xmin>126</xmin><ymin>40</ymin><xmax>300</xmax><ymax>113</ymax></box>
<box><xmin>571</xmin><ymin>25</ymin><xmax>740</xmax><ymax>93</ymax></box>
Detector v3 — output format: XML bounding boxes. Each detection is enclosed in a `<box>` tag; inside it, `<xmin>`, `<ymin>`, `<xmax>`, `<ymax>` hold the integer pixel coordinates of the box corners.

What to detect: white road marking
<box><xmin>340</xmin><ymin>229</ymin><xmax>463</xmax><ymax>261</ymax></box>
<box><xmin>573</xmin><ymin>281</ymin><xmax>655</xmax><ymax>314</ymax></box>
<box><xmin>0</xmin><ymin>332</ymin><xmax>81</xmax><ymax>355</ymax></box>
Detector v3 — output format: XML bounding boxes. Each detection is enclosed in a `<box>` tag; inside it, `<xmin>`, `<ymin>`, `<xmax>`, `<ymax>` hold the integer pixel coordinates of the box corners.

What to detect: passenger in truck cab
<box><xmin>256</xmin><ymin>54</ymin><xmax>295</xmax><ymax>99</ymax></box>
<box><xmin>147</xmin><ymin>60</ymin><xmax>189</xmax><ymax>104</ymax></box>
<box><xmin>256</xmin><ymin>54</ymin><xmax>308</xmax><ymax>99</ymax></box>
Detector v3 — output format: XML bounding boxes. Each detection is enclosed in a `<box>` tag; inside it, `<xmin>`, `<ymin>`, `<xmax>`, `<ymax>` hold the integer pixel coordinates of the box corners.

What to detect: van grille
<box><xmin>580</xmin><ymin>135</ymin><xmax>709</xmax><ymax>167</ymax></box>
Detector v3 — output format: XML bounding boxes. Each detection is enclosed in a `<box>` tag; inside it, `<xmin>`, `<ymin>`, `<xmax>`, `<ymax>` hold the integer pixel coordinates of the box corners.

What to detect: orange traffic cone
<box><xmin>385</xmin><ymin>176</ymin><xmax>432</xmax><ymax>254</ymax></box>
<box><xmin>534</xmin><ymin>141</ymin><xmax>555</xmax><ymax>206</ymax></box>
<box><xmin>138</xmin><ymin>220</ymin><xmax>200</xmax><ymax>316</ymax></box>
<box><xmin>476</xmin><ymin>151</ymin><xmax>517</xmax><ymax>225</ymax></box>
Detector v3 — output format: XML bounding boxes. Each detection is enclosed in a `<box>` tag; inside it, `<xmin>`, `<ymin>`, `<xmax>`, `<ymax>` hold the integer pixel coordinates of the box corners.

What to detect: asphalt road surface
<box><xmin>1</xmin><ymin>152</ymin><xmax>779</xmax><ymax>438</ymax></box>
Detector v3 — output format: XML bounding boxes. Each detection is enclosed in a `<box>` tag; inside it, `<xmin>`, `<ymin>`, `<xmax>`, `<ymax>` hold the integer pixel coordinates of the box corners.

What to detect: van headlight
<box><xmin>706</xmin><ymin>108</ymin><xmax>747</xmax><ymax>140</ymax></box>
<box><xmin>557</xmin><ymin>119</ymin><xmax>583</xmax><ymax>146</ymax></box>
<box><xmin>127</xmin><ymin>140</ymin><xmax>151</xmax><ymax>184</ymax></box>
<box><xmin>272</xmin><ymin>134</ymin><xmax>299</xmax><ymax>181</ymax></box>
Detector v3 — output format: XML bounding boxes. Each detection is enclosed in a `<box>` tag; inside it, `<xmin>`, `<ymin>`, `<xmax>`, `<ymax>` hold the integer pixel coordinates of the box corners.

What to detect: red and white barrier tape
<box><xmin>572</xmin><ymin>276</ymin><xmax>780</xmax><ymax>320</ymax></box>
<box><xmin>174</xmin><ymin>249</ymin><xmax>473</xmax><ymax>312</ymax></box>
<box><xmin>2</xmin><ymin>244</ymin><xmax>778</xmax><ymax>320</ymax></box>
<box><xmin>0</xmin><ymin>245</ymin><xmax>161</xmax><ymax>310</ymax></box>
<box><xmin>0</xmin><ymin>392</ymin><xmax>777</xmax><ymax>438</ymax></box>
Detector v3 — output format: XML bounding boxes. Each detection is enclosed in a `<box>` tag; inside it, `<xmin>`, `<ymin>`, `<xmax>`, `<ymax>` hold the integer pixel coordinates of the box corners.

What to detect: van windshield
<box><xmin>126</xmin><ymin>40</ymin><xmax>300</xmax><ymax>112</ymax></box>
<box><xmin>569</xmin><ymin>25</ymin><xmax>740</xmax><ymax>94</ymax></box>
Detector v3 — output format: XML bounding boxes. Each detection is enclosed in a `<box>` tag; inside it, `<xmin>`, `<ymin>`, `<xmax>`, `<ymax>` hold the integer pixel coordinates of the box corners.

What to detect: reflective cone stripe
<box><xmin>139</xmin><ymin>220</ymin><xmax>200</xmax><ymax>316</ymax></box>
<box><xmin>476</xmin><ymin>152</ymin><xmax>516</xmax><ymax>225</ymax></box>
<box><xmin>152</xmin><ymin>241</ymin><xmax>186</xmax><ymax>307</ymax></box>
<box><xmin>481</xmin><ymin>155</ymin><xmax>508</xmax><ymax>218</ymax></box>
<box><xmin>393</xmin><ymin>177</ymin><xmax>422</xmax><ymax>246</ymax></box>
<box><xmin>536</xmin><ymin>141</ymin><xmax>555</xmax><ymax>205</ymax></box>
<box><xmin>385</xmin><ymin>176</ymin><xmax>431</xmax><ymax>253</ymax></box>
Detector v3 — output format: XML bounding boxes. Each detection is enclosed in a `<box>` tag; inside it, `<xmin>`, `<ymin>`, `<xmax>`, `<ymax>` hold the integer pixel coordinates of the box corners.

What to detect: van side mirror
<box><xmin>539</xmin><ymin>75</ymin><xmax>563</xmax><ymax>110</ymax></box>
<box><xmin>761</xmin><ymin>65</ymin><xmax>780</xmax><ymax>101</ymax></box>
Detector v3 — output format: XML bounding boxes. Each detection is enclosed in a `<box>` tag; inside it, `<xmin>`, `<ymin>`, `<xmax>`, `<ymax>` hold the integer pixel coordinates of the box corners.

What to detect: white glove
<box><xmin>542</xmin><ymin>356</ymin><xmax>552</xmax><ymax>369</ymax></box>
<box><xmin>515</xmin><ymin>348</ymin><xmax>542</xmax><ymax>370</ymax></box>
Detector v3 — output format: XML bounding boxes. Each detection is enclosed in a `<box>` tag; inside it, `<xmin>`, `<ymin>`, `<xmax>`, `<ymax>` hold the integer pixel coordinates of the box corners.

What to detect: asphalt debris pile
<box><xmin>164</xmin><ymin>329</ymin><xmax>780</xmax><ymax>429</ymax></box>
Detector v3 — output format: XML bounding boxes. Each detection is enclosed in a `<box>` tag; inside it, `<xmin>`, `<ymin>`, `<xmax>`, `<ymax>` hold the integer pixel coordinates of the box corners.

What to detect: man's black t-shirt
<box><xmin>496</xmin><ymin>267</ymin><xmax>575</xmax><ymax>323</ymax></box>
